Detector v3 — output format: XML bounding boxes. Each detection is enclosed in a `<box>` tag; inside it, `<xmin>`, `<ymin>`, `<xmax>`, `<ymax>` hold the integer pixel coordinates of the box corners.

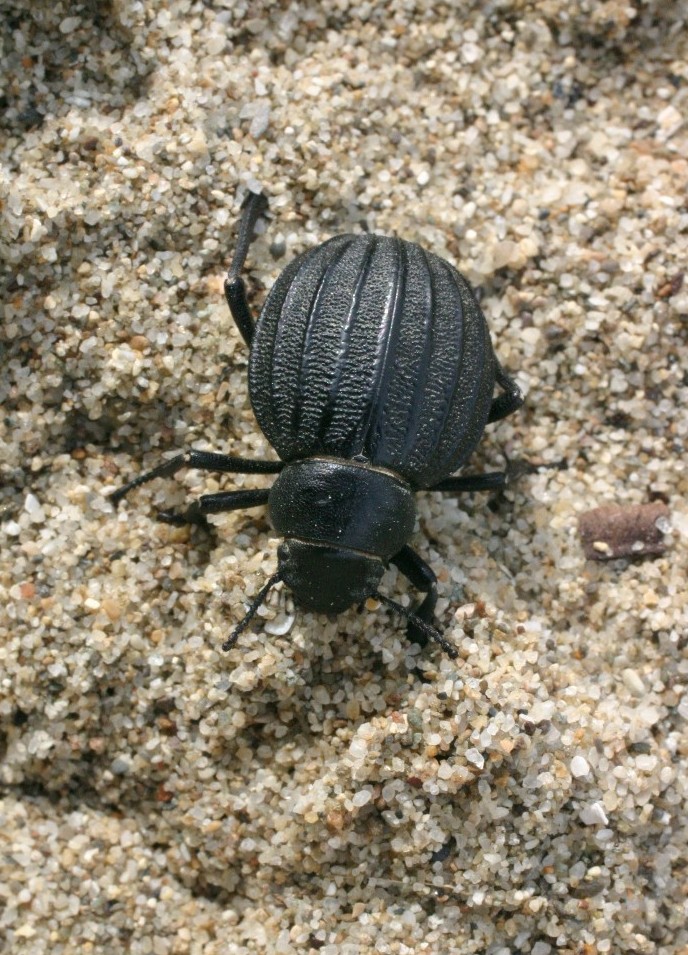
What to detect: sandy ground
<box><xmin>1</xmin><ymin>1</ymin><xmax>687</xmax><ymax>952</ymax></box>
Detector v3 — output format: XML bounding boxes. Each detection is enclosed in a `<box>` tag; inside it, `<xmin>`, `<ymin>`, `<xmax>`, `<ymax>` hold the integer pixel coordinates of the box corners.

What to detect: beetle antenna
<box><xmin>222</xmin><ymin>572</ymin><xmax>282</xmax><ymax>652</ymax></box>
<box><xmin>372</xmin><ymin>592</ymin><xmax>458</xmax><ymax>660</ymax></box>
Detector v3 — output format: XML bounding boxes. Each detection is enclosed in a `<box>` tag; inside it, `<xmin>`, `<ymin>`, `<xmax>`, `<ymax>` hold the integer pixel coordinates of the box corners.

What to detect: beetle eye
<box><xmin>277</xmin><ymin>541</ymin><xmax>290</xmax><ymax>560</ymax></box>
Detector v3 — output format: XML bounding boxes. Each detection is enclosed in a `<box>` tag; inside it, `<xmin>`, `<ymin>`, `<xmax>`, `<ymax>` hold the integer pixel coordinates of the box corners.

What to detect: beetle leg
<box><xmin>391</xmin><ymin>545</ymin><xmax>439</xmax><ymax>649</ymax></box>
<box><xmin>225</xmin><ymin>191</ymin><xmax>269</xmax><ymax>348</ymax></box>
<box><xmin>109</xmin><ymin>449</ymin><xmax>282</xmax><ymax>506</ymax></box>
<box><xmin>157</xmin><ymin>488</ymin><xmax>270</xmax><ymax>527</ymax></box>
<box><xmin>430</xmin><ymin>471</ymin><xmax>507</xmax><ymax>493</ymax></box>
<box><xmin>224</xmin><ymin>279</ymin><xmax>255</xmax><ymax>349</ymax></box>
<box><xmin>488</xmin><ymin>361</ymin><xmax>523</xmax><ymax>423</ymax></box>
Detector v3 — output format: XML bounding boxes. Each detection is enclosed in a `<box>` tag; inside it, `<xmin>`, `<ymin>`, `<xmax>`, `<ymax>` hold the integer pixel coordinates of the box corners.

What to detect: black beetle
<box><xmin>109</xmin><ymin>192</ymin><xmax>523</xmax><ymax>659</ymax></box>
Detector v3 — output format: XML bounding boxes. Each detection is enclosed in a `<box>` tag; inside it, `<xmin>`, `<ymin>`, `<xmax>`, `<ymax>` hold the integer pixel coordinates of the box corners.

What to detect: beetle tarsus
<box><xmin>373</xmin><ymin>591</ymin><xmax>458</xmax><ymax>660</ymax></box>
<box><xmin>109</xmin><ymin>452</ymin><xmax>191</xmax><ymax>505</ymax></box>
<box><xmin>157</xmin><ymin>503</ymin><xmax>210</xmax><ymax>528</ymax></box>
<box><xmin>227</xmin><ymin>191</ymin><xmax>269</xmax><ymax>283</ymax></box>
<box><xmin>390</xmin><ymin>545</ymin><xmax>438</xmax><ymax>646</ymax></box>
<box><xmin>488</xmin><ymin>361</ymin><xmax>524</xmax><ymax>423</ymax></box>
<box><xmin>157</xmin><ymin>488</ymin><xmax>272</xmax><ymax>527</ymax></box>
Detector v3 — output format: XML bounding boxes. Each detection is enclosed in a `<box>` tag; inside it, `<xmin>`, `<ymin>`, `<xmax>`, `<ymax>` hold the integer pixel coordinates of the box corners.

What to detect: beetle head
<box><xmin>277</xmin><ymin>539</ymin><xmax>384</xmax><ymax>614</ymax></box>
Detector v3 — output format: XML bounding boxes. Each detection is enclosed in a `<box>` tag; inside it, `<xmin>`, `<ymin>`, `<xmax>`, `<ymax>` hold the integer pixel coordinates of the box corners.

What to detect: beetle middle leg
<box><xmin>109</xmin><ymin>450</ymin><xmax>282</xmax><ymax>507</ymax></box>
<box><xmin>488</xmin><ymin>361</ymin><xmax>523</xmax><ymax>423</ymax></box>
<box><xmin>224</xmin><ymin>191</ymin><xmax>269</xmax><ymax>348</ymax></box>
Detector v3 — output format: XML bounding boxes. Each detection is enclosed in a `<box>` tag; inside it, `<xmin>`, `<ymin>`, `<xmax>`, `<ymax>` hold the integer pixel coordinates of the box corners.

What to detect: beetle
<box><xmin>109</xmin><ymin>192</ymin><xmax>523</xmax><ymax>659</ymax></box>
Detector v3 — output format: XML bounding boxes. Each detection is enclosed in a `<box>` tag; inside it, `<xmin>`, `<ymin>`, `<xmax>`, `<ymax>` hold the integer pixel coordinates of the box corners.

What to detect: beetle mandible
<box><xmin>109</xmin><ymin>192</ymin><xmax>523</xmax><ymax>659</ymax></box>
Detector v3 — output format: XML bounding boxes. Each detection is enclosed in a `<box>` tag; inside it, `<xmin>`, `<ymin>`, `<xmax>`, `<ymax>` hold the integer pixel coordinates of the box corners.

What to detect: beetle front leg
<box><xmin>391</xmin><ymin>545</ymin><xmax>438</xmax><ymax>649</ymax></box>
<box><xmin>109</xmin><ymin>450</ymin><xmax>282</xmax><ymax>507</ymax></box>
<box><xmin>157</xmin><ymin>488</ymin><xmax>270</xmax><ymax>527</ymax></box>
<box><xmin>225</xmin><ymin>191</ymin><xmax>269</xmax><ymax>348</ymax></box>
<box><xmin>488</xmin><ymin>360</ymin><xmax>523</xmax><ymax>424</ymax></box>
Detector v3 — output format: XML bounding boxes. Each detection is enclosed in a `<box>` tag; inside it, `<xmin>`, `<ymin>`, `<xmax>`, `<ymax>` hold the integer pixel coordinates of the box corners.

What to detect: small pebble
<box><xmin>622</xmin><ymin>668</ymin><xmax>646</xmax><ymax>697</ymax></box>
<box><xmin>59</xmin><ymin>15</ymin><xmax>81</xmax><ymax>33</ymax></box>
<box><xmin>578</xmin><ymin>501</ymin><xmax>670</xmax><ymax>561</ymax></box>
<box><xmin>570</xmin><ymin>755</ymin><xmax>590</xmax><ymax>778</ymax></box>
<box><xmin>24</xmin><ymin>494</ymin><xmax>46</xmax><ymax>523</ymax></box>
<box><xmin>110</xmin><ymin>757</ymin><xmax>132</xmax><ymax>776</ymax></box>
<box><xmin>580</xmin><ymin>803</ymin><xmax>609</xmax><ymax>827</ymax></box>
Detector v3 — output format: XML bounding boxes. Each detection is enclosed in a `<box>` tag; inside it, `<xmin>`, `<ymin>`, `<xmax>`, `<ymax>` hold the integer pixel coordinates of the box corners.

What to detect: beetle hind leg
<box><xmin>225</xmin><ymin>191</ymin><xmax>269</xmax><ymax>348</ymax></box>
<box><xmin>488</xmin><ymin>360</ymin><xmax>523</xmax><ymax>424</ymax></box>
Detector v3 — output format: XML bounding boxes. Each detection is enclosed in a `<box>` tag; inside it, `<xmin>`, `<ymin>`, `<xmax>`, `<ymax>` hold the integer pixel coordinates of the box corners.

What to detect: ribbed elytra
<box><xmin>249</xmin><ymin>234</ymin><xmax>496</xmax><ymax>488</ymax></box>
<box><xmin>109</xmin><ymin>193</ymin><xmax>524</xmax><ymax>660</ymax></box>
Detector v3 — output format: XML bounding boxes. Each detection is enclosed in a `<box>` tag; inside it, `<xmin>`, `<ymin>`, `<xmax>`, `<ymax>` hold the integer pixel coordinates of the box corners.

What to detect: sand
<box><xmin>1</xmin><ymin>0</ymin><xmax>687</xmax><ymax>952</ymax></box>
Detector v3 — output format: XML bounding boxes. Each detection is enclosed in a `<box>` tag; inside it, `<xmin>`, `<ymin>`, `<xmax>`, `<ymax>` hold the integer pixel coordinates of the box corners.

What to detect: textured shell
<box><xmin>248</xmin><ymin>234</ymin><xmax>497</xmax><ymax>488</ymax></box>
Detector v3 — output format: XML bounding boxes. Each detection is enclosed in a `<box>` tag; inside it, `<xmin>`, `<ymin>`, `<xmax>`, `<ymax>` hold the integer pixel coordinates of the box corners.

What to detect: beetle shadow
<box><xmin>1</xmin><ymin>1</ymin><xmax>155</xmax><ymax>137</ymax></box>
<box><xmin>544</xmin><ymin>1</ymin><xmax>686</xmax><ymax>65</ymax></box>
